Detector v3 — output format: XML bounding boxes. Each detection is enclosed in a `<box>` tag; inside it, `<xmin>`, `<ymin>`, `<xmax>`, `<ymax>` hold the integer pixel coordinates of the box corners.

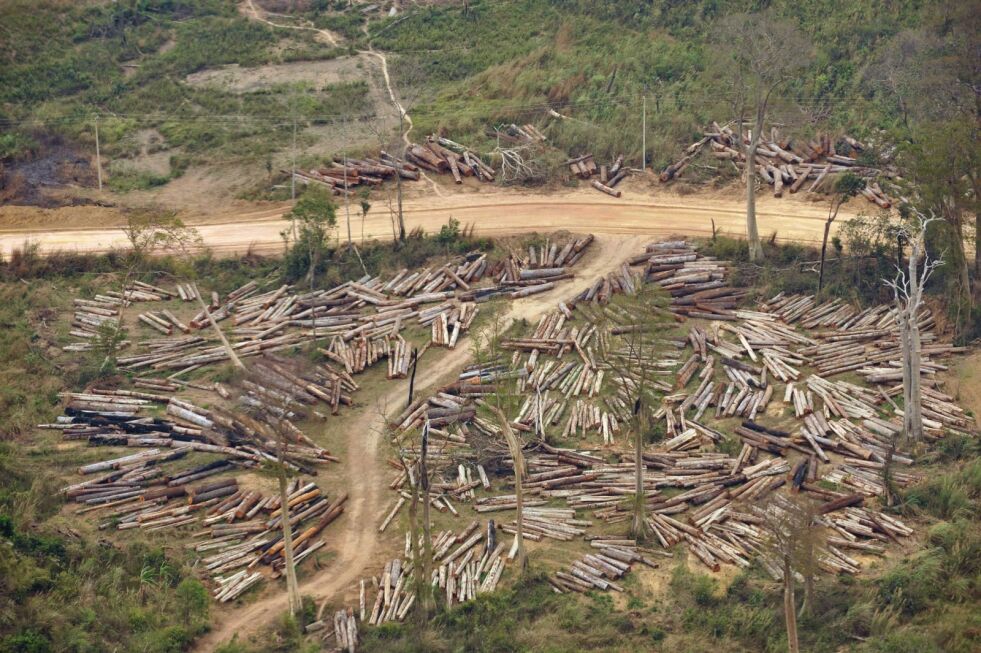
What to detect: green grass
<box><xmin>363</xmin><ymin>0</ymin><xmax>936</xmax><ymax>165</ymax></box>
<box><xmin>0</xmin><ymin>1</ymin><xmax>359</xmax><ymax>176</ymax></box>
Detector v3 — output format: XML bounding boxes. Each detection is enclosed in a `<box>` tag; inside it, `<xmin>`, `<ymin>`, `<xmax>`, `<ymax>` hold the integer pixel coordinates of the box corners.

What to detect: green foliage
<box><xmin>365</xmin><ymin>0</ymin><xmax>944</xmax><ymax>167</ymax></box>
<box><xmin>905</xmin><ymin>461</ymin><xmax>981</xmax><ymax>520</ymax></box>
<box><xmin>436</xmin><ymin>217</ymin><xmax>462</xmax><ymax>245</ymax></box>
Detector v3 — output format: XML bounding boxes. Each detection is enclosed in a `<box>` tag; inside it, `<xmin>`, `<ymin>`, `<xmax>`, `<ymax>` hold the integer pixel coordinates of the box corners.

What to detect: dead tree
<box><xmin>884</xmin><ymin>211</ymin><xmax>944</xmax><ymax>442</ymax></box>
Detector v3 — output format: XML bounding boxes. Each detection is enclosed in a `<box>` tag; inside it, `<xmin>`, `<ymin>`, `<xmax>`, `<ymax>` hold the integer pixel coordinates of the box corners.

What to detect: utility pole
<box><xmin>641</xmin><ymin>94</ymin><xmax>647</xmax><ymax>172</ymax></box>
<box><xmin>94</xmin><ymin>118</ymin><xmax>103</xmax><ymax>191</ymax></box>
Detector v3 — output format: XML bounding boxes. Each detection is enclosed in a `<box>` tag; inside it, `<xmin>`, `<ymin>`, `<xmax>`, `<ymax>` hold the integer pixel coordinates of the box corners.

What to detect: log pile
<box><xmin>380</xmin><ymin>236</ymin><xmax>972</xmax><ymax>601</ymax></box>
<box><xmin>661</xmin><ymin>122</ymin><xmax>895</xmax><ymax>208</ymax></box>
<box><xmin>565</xmin><ymin>153</ymin><xmax>628</xmax><ymax>197</ymax></box>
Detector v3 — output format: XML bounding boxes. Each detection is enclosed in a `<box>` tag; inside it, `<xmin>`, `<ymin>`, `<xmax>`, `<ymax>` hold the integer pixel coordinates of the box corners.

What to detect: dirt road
<box><xmin>0</xmin><ymin>186</ymin><xmax>856</xmax><ymax>257</ymax></box>
<box><xmin>192</xmin><ymin>234</ymin><xmax>643</xmax><ymax>650</ymax></box>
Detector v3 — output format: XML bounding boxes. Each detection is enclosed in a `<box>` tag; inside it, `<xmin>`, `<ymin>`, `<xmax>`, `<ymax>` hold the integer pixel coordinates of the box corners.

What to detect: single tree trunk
<box><xmin>631</xmin><ymin>402</ymin><xmax>647</xmax><ymax>541</ymax></box>
<box><xmin>396</xmin><ymin>113</ymin><xmax>407</xmax><ymax>243</ymax></box>
<box><xmin>783</xmin><ymin>555</ymin><xmax>800</xmax><ymax>653</ymax></box>
<box><xmin>745</xmin><ymin>109</ymin><xmax>765</xmax><ymax>261</ymax></box>
<box><xmin>278</xmin><ymin>438</ymin><xmax>301</xmax><ymax>616</ymax></box>
<box><xmin>513</xmin><ymin>449</ymin><xmax>527</xmax><ymax>572</ymax></box>
<box><xmin>419</xmin><ymin>424</ymin><xmax>435</xmax><ymax>616</ymax></box>
<box><xmin>405</xmin><ymin>461</ymin><xmax>427</xmax><ymax>620</ymax></box>
<box><xmin>193</xmin><ymin>282</ymin><xmax>244</xmax><ymax>370</ymax></box>
<box><xmin>900</xmin><ymin>313</ymin><xmax>916</xmax><ymax>442</ymax></box>
<box><xmin>909</xmin><ymin>318</ymin><xmax>924</xmax><ymax>441</ymax></box>
<box><xmin>975</xmin><ymin>210</ymin><xmax>980</xmax><ymax>276</ymax></box>
<box><xmin>496</xmin><ymin>410</ymin><xmax>528</xmax><ymax>573</ymax></box>
<box><xmin>407</xmin><ymin>349</ymin><xmax>418</xmax><ymax>409</ymax></box>
<box><xmin>818</xmin><ymin>219</ymin><xmax>832</xmax><ymax>293</ymax></box>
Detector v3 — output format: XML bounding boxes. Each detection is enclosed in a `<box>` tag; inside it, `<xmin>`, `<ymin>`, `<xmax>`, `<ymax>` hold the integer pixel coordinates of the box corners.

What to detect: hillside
<box><xmin>0</xmin><ymin>0</ymin><xmax>963</xmax><ymax>208</ymax></box>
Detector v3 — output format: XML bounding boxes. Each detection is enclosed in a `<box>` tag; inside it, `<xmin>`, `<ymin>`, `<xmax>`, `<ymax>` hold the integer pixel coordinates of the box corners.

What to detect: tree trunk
<box><xmin>900</xmin><ymin>312</ymin><xmax>916</xmax><ymax>442</ymax></box>
<box><xmin>514</xmin><ymin>449</ymin><xmax>527</xmax><ymax>573</ymax></box>
<box><xmin>278</xmin><ymin>438</ymin><xmax>301</xmax><ymax>616</ymax></box>
<box><xmin>818</xmin><ymin>219</ymin><xmax>832</xmax><ymax>293</ymax></box>
<box><xmin>783</xmin><ymin>555</ymin><xmax>800</xmax><ymax>653</ymax></box>
<box><xmin>396</xmin><ymin>113</ymin><xmax>407</xmax><ymax>244</ymax></box>
<box><xmin>976</xmin><ymin>210</ymin><xmax>980</xmax><ymax>276</ymax></box>
<box><xmin>344</xmin><ymin>159</ymin><xmax>352</xmax><ymax>247</ymax></box>
<box><xmin>909</xmin><ymin>318</ymin><xmax>924</xmax><ymax>441</ymax></box>
<box><xmin>192</xmin><ymin>282</ymin><xmax>244</xmax><ymax>370</ymax></box>
<box><xmin>419</xmin><ymin>424</ymin><xmax>435</xmax><ymax>616</ymax></box>
<box><xmin>405</xmin><ymin>459</ymin><xmax>426</xmax><ymax>620</ymax></box>
<box><xmin>496</xmin><ymin>411</ymin><xmax>528</xmax><ymax>573</ymax></box>
<box><xmin>745</xmin><ymin>109</ymin><xmax>765</xmax><ymax>261</ymax></box>
<box><xmin>631</xmin><ymin>403</ymin><xmax>647</xmax><ymax>541</ymax></box>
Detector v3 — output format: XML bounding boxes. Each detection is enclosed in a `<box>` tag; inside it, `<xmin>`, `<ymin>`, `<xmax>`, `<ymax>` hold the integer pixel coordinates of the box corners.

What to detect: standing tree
<box><xmin>241</xmin><ymin>379</ymin><xmax>303</xmax><ymax>617</ymax></box>
<box><xmin>818</xmin><ymin>173</ymin><xmax>865</xmax><ymax>292</ymax></box>
<box><xmin>868</xmin><ymin>20</ymin><xmax>977</xmax><ymax>339</ymax></box>
<box><xmin>417</xmin><ymin>420</ymin><xmax>436</xmax><ymax>616</ymax></box>
<box><xmin>592</xmin><ymin>284</ymin><xmax>669</xmax><ymax>542</ymax></box>
<box><xmin>283</xmin><ymin>186</ymin><xmax>337</xmax><ymax>289</ymax></box>
<box><xmin>713</xmin><ymin>12</ymin><xmax>813</xmax><ymax>261</ymax></box>
<box><xmin>755</xmin><ymin>494</ymin><xmax>824</xmax><ymax>653</ymax></box>
<box><xmin>488</xmin><ymin>405</ymin><xmax>529</xmax><ymax>574</ymax></box>
<box><xmin>471</xmin><ymin>313</ymin><xmax>529</xmax><ymax>573</ymax></box>
<box><xmin>884</xmin><ymin>210</ymin><xmax>944</xmax><ymax>442</ymax></box>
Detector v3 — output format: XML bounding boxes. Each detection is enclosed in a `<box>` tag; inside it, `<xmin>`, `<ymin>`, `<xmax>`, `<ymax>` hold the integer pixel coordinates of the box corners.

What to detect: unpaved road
<box><xmin>192</xmin><ymin>234</ymin><xmax>646</xmax><ymax>650</ymax></box>
<box><xmin>0</xmin><ymin>187</ymin><xmax>855</xmax><ymax>257</ymax></box>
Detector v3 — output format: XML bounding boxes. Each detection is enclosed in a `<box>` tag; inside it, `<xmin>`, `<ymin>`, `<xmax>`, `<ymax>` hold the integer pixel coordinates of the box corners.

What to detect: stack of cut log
<box><xmin>379</xmin><ymin>236</ymin><xmax>971</xmax><ymax>592</ymax></box>
<box><xmin>661</xmin><ymin>121</ymin><xmax>895</xmax><ymax>207</ymax></box>
<box><xmin>550</xmin><ymin>543</ymin><xmax>660</xmax><ymax>593</ymax></box>
<box><xmin>634</xmin><ymin>241</ymin><xmax>743</xmax><ymax>319</ymax></box>
<box><xmin>566</xmin><ymin>153</ymin><xmax>628</xmax><ymax>197</ymax></box>
<box><xmin>65</xmin><ymin>298</ymin><xmax>126</xmax><ymax>350</ymax></box>
<box><xmin>291</xmin><ymin>154</ymin><xmax>421</xmax><ymax>195</ymax></box>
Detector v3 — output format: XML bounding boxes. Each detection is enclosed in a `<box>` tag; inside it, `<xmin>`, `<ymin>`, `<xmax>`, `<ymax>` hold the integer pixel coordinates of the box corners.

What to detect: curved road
<box><xmin>0</xmin><ymin>188</ymin><xmax>855</xmax><ymax>257</ymax></box>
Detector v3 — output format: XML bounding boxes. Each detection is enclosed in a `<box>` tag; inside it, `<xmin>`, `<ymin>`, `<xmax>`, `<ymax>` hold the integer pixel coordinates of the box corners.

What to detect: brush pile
<box><xmin>406</xmin><ymin>136</ymin><xmax>496</xmax><ymax>184</ymax></box>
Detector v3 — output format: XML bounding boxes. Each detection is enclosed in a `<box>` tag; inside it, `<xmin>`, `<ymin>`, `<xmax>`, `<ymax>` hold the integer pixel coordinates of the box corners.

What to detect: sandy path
<box><xmin>192</xmin><ymin>234</ymin><xmax>636</xmax><ymax>650</ymax></box>
<box><xmin>241</xmin><ymin>0</ymin><xmax>340</xmax><ymax>47</ymax></box>
<box><xmin>0</xmin><ymin>187</ymin><xmax>855</xmax><ymax>257</ymax></box>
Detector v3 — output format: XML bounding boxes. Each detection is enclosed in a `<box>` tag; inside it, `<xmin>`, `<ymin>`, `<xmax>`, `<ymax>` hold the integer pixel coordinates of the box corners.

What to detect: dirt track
<box><xmin>0</xmin><ymin>186</ymin><xmax>857</xmax><ymax>257</ymax></box>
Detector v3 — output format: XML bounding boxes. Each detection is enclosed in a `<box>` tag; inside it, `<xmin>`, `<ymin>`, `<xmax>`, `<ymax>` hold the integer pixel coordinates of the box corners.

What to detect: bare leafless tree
<box><xmin>884</xmin><ymin>210</ymin><xmax>944</xmax><ymax>443</ymax></box>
